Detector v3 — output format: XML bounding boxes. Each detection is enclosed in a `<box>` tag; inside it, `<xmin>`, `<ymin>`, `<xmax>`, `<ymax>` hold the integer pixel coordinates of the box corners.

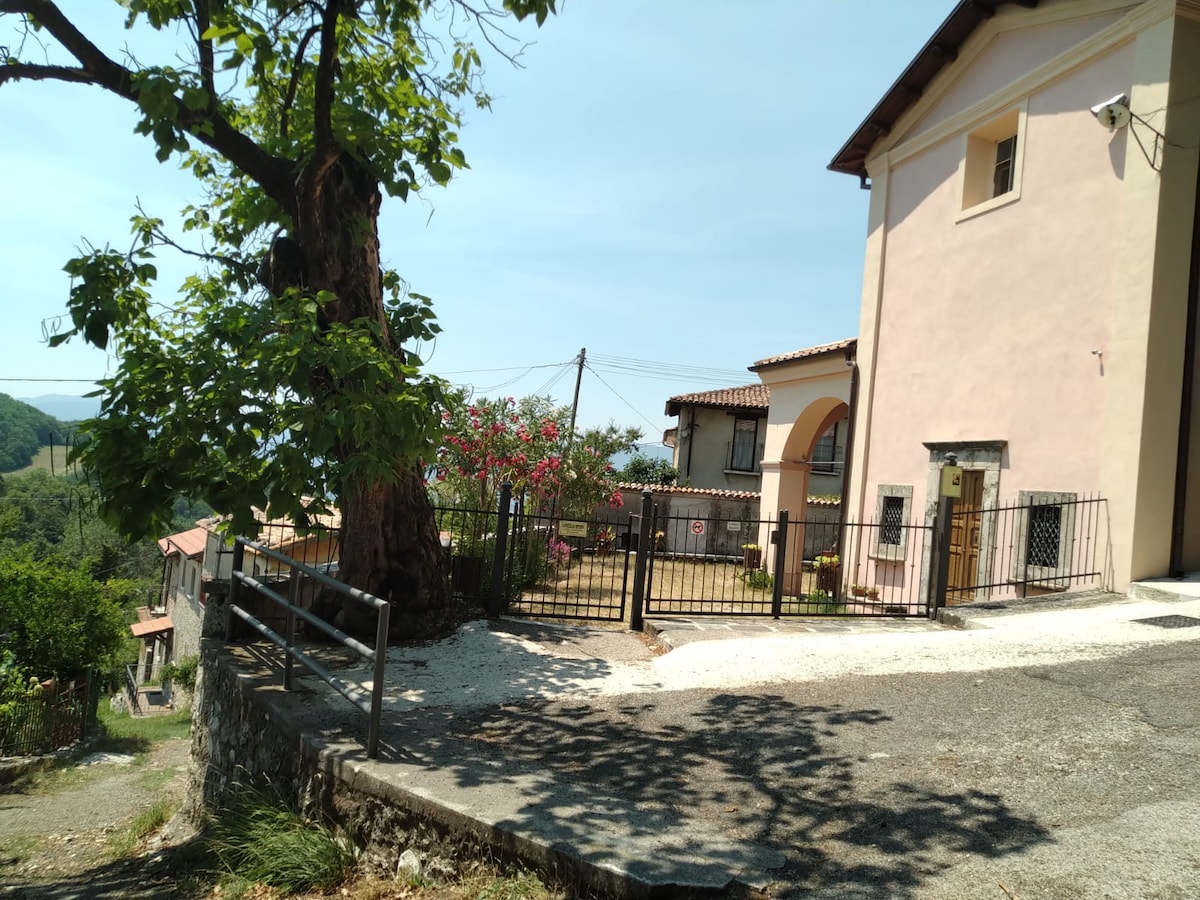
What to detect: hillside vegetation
<box><xmin>0</xmin><ymin>394</ymin><xmax>70</xmax><ymax>473</ymax></box>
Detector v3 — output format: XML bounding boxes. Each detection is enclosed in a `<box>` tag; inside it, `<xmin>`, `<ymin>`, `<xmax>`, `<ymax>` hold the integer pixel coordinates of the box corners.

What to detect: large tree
<box><xmin>0</xmin><ymin>0</ymin><xmax>555</xmax><ymax>639</ymax></box>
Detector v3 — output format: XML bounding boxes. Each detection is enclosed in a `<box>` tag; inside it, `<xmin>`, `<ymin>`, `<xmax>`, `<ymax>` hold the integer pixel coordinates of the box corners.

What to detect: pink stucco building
<box><xmin>829</xmin><ymin>0</ymin><xmax>1200</xmax><ymax>595</ymax></box>
<box><xmin>752</xmin><ymin>0</ymin><xmax>1200</xmax><ymax>606</ymax></box>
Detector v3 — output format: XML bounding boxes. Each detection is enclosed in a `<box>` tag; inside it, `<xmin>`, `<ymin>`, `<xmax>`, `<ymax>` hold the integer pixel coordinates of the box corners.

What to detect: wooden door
<box><xmin>947</xmin><ymin>470</ymin><xmax>985</xmax><ymax>604</ymax></box>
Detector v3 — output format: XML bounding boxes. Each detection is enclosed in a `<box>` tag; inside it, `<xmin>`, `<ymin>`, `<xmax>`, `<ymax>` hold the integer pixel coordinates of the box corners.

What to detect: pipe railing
<box><xmin>225</xmin><ymin>537</ymin><xmax>391</xmax><ymax>759</ymax></box>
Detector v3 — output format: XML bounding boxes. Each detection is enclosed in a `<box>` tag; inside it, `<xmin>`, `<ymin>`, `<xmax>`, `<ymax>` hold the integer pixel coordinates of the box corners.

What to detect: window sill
<box><xmin>869</xmin><ymin>545</ymin><xmax>909</xmax><ymax>563</ymax></box>
<box><xmin>956</xmin><ymin>188</ymin><xmax>1021</xmax><ymax>223</ymax></box>
<box><xmin>723</xmin><ymin>468</ymin><xmax>761</xmax><ymax>477</ymax></box>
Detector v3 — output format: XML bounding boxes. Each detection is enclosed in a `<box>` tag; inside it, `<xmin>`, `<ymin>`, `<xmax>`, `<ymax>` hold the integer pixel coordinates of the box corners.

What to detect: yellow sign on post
<box><xmin>940</xmin><ymin>465</ymin><xmax>964</xmax><ymax>498</ymax></box>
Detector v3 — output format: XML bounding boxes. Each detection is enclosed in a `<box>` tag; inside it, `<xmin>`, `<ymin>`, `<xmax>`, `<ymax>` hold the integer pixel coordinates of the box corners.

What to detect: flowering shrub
<box><xmin>594</xmin><ymin>526</ymin><xmax>615</xmax><ymax>547</ymax></box>
<box><xmin>547</xmin><ymin>538</ymin><xmax>572</xmax><ymax>567</ymax></box>
<box><xmin>432</xmin><ymin>394</ymin><xmax>639</xmax><ymax>517</ymax></box>
<box><xmin>813</xmin><ymin>553</ymin><xmax>840</xmax><ymax>569</ymax></box>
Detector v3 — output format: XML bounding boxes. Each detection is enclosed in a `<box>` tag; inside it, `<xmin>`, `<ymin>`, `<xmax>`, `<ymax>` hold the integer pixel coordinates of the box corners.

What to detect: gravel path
<box><xmin>0</xmin><ymin>737</ymin><xmax>196</xmax><ymax>898</ymax></box>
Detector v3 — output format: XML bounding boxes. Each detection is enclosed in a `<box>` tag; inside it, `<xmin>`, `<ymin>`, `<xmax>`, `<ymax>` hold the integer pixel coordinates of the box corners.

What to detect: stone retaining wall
<box><xmin>186</xmin><ymin>638</ymin><xmax>643</xmax><ymax>896</ymax></box>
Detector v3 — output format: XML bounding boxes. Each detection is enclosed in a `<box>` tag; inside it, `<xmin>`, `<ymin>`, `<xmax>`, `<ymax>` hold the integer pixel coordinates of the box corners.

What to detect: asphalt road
<box><xmin>367</xmin><ymin>637</ymin><xmax>1200</xmax><ymax>899</ymax></box>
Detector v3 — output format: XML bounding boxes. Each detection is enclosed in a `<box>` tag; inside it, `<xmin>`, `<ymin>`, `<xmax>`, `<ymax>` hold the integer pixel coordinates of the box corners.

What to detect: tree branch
<box><xmin>312</xmin><ymin>0</ymin><xmax>340</xmax><ymax>152</ymax></box>
<box><xmin>195</xmin><ymin>0</ymin><xmax>216</xmax><ymax>111</ymax></box>
<box><xmin>0</xmin><ymin>0</ymin><xmax>298</xmax><ymax>217</ymax></box>
<box><xmin>280</xmin><ymin>23</ymin><xmax>321</xmax><ymax>140</ymax></box>
<box><xmin>0</xmin><ymin>61</ymin><xmax>96</xmax><ymax>86</ymax></box>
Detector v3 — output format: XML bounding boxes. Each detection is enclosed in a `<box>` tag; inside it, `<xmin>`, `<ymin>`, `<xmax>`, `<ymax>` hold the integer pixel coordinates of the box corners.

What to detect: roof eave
<box><xmin>828</xmin><ymin>0</ymin><xmax>1040</xmax><ymax>180</ymax></box>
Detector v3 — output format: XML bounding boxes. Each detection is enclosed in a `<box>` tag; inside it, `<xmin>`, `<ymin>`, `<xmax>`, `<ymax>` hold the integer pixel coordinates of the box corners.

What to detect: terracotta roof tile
<box><xmin>130</xmin><ymin>616</ymin><xmax>173</xmax><ymax>638</ymax></box>
<box><xmin>616</xmin><ymin>483</ymin><xmax>761</xmax><ymax>501</ymax></box>
<box><xmin>664</xmin><ymin>384</ymin><xmax>769</xmax><ymax>416</ymax></box>
<box><xmin>157</xmin><ymin>526</ymin><xmax>208</xmax><ymax>559</ymax></box>
<box><xmin>616</xmin><ymin>483</ymin><xmax>842</xmax><ymax>507</ymax></box>
<box><xmin>750</xmin><ymin>338</ymin><xmax>857</xmax><ymax>372</ymax></box>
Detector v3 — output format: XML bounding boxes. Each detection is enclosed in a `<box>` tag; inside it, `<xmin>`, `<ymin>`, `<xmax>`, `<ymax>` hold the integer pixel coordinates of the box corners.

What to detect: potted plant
<box><xmin>813</xmin><ymin>551</ymin><xmax>840</xmax><ymax>595</ymax></box>
<box><xmin>741</xmin><ymin>543</ymin><xmax>763</xmax><ymax>570</ymax></box>
<box><xmin>594</xmin><ymin>525</ymin><xmax>616</xmax><ymax>557</ymax></box>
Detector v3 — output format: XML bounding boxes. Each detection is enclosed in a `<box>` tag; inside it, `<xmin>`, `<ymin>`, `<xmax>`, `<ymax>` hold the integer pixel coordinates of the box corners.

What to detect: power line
<box><xmin>0</xmin><ymin>378</ymin><xmax>103</xmax><ymax>383</ymax></box>
<box><xmin>434</xmin><ymin>360</ymin><xmax>570</xmax><ymax>376</ymax></box>
<box><xmin>584</xmin><ymin>363</ymin><xmax>663</xmax><ymax>433</ymax></box>
<box><xmin>588</xmin><ymin>353</ymin><xmax>749</xmax><ymax>380</ymax></box>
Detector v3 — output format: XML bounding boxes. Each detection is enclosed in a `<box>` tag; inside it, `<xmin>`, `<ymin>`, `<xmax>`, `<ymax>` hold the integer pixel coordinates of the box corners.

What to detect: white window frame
<box><xmin>1013</xmin><ymin>490</ymin><xmax>1076</xmax><ymax>588</ymax></box>
<box><xmin>956</xmin><ymin>101</ymin><xmax>1027</xmax><ymax>222</ymax></box>
<box><xmin>872</xmin><ymin>484</ymin><xmax>913</xmax><ymax>561</ymax></box>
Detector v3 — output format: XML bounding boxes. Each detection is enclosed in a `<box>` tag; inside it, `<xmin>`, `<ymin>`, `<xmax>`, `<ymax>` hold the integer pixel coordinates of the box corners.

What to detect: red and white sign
<box><xmin>690</xmin><ymin>520</ymin><xmax>706</xmax><ymax>535</ymax></box>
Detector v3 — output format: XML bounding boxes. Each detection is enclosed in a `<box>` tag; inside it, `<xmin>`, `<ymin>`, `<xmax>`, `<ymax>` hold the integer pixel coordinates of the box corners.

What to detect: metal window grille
<box><xmin>880</xmin><ymin>495</ymin><xmax>905</xmax><ymax>546</ymax></box>
<box><xmin>1026</xmin><ymin>504</ymin><xmax>1062</xmax><ymax>568</ymax></box>
<box><xmin>811</xmin><ymin>428</ymin><xmax>841</xmax><ymax>472</ymax></box>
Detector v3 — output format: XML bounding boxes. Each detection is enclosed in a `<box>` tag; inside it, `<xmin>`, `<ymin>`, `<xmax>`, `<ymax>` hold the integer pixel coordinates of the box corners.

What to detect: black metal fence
<box><xmin>643</xmin><ymin>507</ymin><xmax>934</xmax><ymax>618</ymax></box>
<box><xmin>501</xmin><ymin>509</ymin><xmax>631</xmax><ymax>621</ymax></box>
<box><xmin>0</xmin><ymin>676</ymin><xmax>91</xmax><ymax>757</ymax></box>
<box><xmin>944</xmin><ymin>495</ymin><xmax>1109</xmax><ymax>604</ymax></box>
<box><xmin>209</xmin><ymin>488</ymin><xmax>1108</xmax><ymax>630</ymax></box>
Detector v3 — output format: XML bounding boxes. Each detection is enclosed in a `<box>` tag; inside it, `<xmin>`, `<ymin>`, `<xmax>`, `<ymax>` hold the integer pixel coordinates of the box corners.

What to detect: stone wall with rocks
<box><xmin>185</xmin><ymin>638</ymin><xmax>617</xmax><ymax>894</ymax></box>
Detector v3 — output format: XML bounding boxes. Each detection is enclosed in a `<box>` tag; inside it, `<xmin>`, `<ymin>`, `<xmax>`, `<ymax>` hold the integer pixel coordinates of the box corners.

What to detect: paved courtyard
<box><xmin>265</xmin><ymin>590</ymin><xmax>1200</xmax><ymax>897</ymax></box>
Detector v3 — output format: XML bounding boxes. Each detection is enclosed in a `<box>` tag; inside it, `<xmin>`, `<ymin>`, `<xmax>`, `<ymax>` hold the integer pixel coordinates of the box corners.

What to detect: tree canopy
<box><xmin>433</xmin><ymin>393</ymin><xmax>641</xmax><ymax>517</ymax></box>
<box><xmin>0</xmin><ymin>550</ymin><xmax>130</xmax><ymax>678</ymax></box>
<box><xmin>1</xmin><ymin>0</ymin><xmax>558</xmax><ymax>636</ymax></box>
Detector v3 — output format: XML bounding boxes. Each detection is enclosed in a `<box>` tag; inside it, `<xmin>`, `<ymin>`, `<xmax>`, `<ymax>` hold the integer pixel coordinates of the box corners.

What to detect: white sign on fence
<box><xmin>726</xmin><ymin>521</ymin><xmax>742</xmax><ymax>532</ymax></box>
<box><xmin>690</xmin><ymin>520</ymin><xmax>706</xmax><ymax>536</ymax></box>
<box><xmin>558</xmin><ymin>521</ymin><xmax>588</xmax><ymax>538</ymax></box>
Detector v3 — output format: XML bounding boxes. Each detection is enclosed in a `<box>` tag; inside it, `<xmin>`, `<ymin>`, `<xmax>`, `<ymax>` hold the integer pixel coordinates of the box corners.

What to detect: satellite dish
<box><xmin>1090</xmin><ymin>93</ymin><xmax>1131</xmax><ymax>131</ymax></box>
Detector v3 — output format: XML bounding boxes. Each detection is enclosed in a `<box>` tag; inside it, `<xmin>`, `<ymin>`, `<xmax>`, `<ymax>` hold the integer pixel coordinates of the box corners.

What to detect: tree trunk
<box><xmin>295</xmin><ymin>154</ymin><xmax>450</xmax><ymax>640</ymax></box>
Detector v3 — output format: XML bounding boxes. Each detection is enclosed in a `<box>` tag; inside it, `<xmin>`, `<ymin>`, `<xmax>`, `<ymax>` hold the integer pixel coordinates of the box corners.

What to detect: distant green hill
<box><xmin>0</xmin><ymin>394</ymin><xmax>72</xmax><ymax>473</ymax></box>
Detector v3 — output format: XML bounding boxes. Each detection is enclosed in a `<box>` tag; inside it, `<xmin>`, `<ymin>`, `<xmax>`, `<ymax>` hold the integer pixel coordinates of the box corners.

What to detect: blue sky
<box><xmin>0</xmin><ymin>1</ymin><xmax>952</xmax><ymax>447</ymax></box>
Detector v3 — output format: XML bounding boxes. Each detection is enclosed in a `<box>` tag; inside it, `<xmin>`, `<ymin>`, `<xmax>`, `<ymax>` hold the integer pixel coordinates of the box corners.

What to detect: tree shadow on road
<box><xmin>404</xmin><ymin>691</ymin><xmax>1052</xmax><ymax>898</ymax></box>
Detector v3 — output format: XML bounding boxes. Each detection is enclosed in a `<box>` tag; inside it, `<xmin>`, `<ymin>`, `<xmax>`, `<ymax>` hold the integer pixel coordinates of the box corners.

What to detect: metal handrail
<box><xmin>225</xmin><ymin>536</ymin><xmax>391</xmax><ymax>759</ymax></box>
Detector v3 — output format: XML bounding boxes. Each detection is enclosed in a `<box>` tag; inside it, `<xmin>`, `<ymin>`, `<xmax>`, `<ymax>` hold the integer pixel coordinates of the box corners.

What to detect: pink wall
<box><xmin>864</xmin><ymin>43</ymin><xmax>1135</xmax><ymax>514</ymax></box>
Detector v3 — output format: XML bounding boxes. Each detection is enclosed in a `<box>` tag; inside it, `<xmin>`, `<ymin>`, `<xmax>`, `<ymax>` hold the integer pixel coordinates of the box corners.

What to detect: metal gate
<box><xmin>643</xmin><ymin>505</ymin><xmax>933</xmax><ymax>618</ymax></box>
<box><xmin>501</xmin><ymin>509</ymin><xmax>632</xmax><ymax>622</ymax></box>
<box><xmin>438</xmin><ymin>496</ymin><xmax>632</xmax><ymax>623</ymax></box>
<box><xmin>439</xmin><ymin>489</ymin><xmax>935</xmax><ymax>622</ymax></box>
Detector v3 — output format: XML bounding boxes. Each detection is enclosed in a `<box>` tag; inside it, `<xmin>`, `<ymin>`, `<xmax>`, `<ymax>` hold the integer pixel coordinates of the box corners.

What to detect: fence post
<box><xmin>488</xmin><ymin>481</ymin><xmax>513</xmax><ymax>617</ymax></box>
<box><xmin>283</xmin><ymin>566</ymin><xmax>300</xmax><ymax>691</ymax></box>
<box><xmin>225</xmin><ymin>538</ymin><xmax>246</xmax><ymax>642</ymax></box>
<box><xmin>629</xmin><ymin>490</ymin><xmax>653</xmax><ymax>632</ymax></box>
<box><xmin>930</xmin><ymin>495</ymin><xmax>955</xmax><ymax>620</ymax></box>
<box><xmin>367</xmin><ymin>599</ymin><xmax>390</xmax><ymax>760</ymax></box>
<box><xmin>771</xmin><ymin>510</ymin><xmax>788</xmax><ymax>619</ymax></box>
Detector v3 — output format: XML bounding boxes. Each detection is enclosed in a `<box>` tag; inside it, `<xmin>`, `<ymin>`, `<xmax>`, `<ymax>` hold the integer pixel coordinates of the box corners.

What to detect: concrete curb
<box><xmin>935</xmin><ymin>589</ymin><xmax>1127</xmax><ymax>629</ymax></box>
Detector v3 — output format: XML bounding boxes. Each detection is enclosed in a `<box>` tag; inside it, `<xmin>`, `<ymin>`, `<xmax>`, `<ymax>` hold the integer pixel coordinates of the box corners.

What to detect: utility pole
<box><xmin>566</xmin><ymin>347</ymin><xmax>586</xmax><ymax>449</ymax></box>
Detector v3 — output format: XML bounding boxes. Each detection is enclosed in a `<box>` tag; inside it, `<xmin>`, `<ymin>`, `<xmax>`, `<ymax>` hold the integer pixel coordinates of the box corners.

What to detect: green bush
<box><xmin>160</xmin><ymin>656</ymin><xmax>199</xmax><ymax>691</ymax></box>
<box><xmin>806</xmin><ymin>589</ymin><xmax>846</xmax><ymax>614</ymax></box>
<box><xmin>207</xmin><ymin>785</ymin><xmax>354</xmax><ymax>893</ymax></box>
<box><xmin>740</xmin><ymin>569</ymin><xmax>773</xmax><ymax>590</ymax></box>
<box><xmin>0</xmin><ymin>551</ymin><xmax>127</xmax><ymax>677</ymax></box>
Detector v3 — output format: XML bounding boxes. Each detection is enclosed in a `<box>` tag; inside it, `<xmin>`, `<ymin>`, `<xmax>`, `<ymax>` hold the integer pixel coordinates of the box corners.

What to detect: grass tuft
<box><xmin>108</xmin><ymin>797</ymin><xmax>178</xmax><ymax>858</ymax></box>
<box><xmin>207</xmin><ymin>784</ymin><xmax>354</xmax><ymax>894</ymax></box>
